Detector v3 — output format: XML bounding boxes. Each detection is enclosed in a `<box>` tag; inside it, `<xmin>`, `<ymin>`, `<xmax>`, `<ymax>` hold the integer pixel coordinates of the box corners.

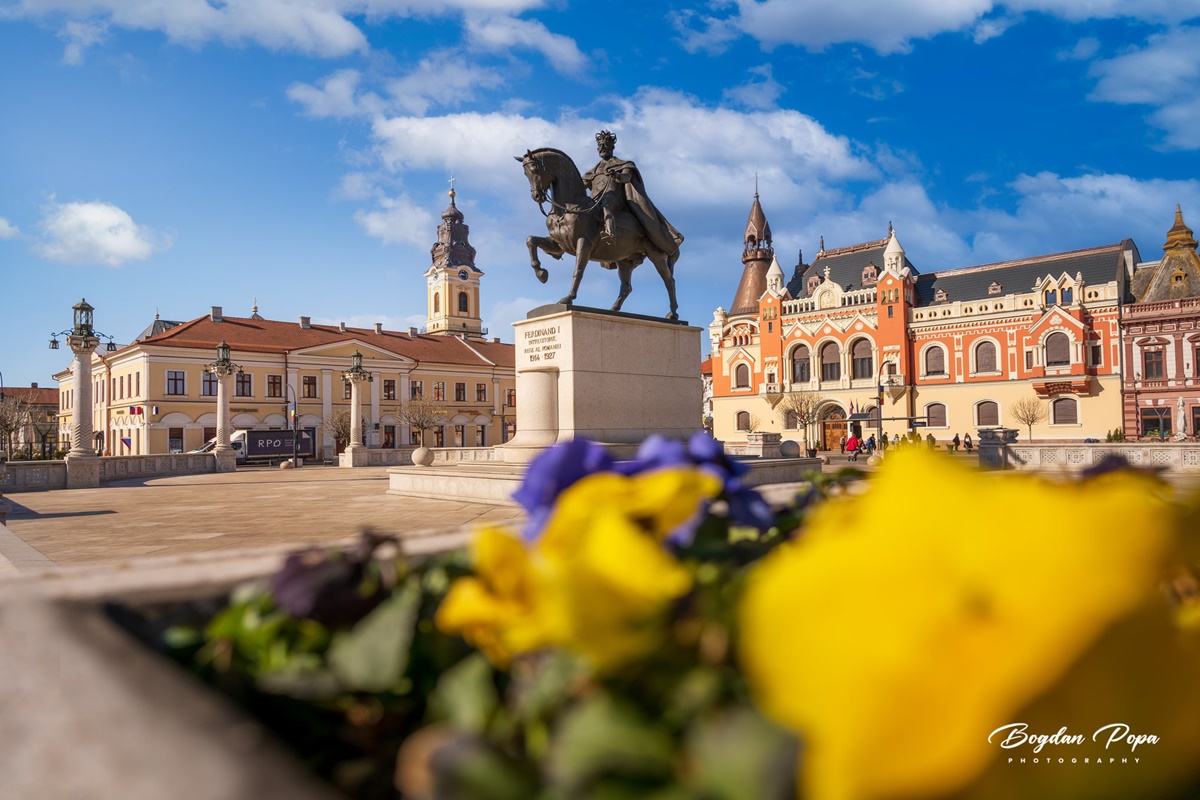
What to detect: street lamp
<box><xmin>49</xmin><ymin>298</ymin><xmax>118</xmax><ymax>352</ymax></box>
<box><xmin>284</xmin><ymin>383</ymin><xmax>302</xmax><ymax>467</ymax></box>
<box><xmin>341</xmin><ymin>351</ymin><xmax>373</xmax><ymax>466</ymax></box>
<box><xmin>205</xmin><ymin>340</ymin><xmax>243</xmax><ymax>468</ymax></box>
<box><xmin>876</xmin><ymin>363</ymin><xmax>900</xmax><ymax>446</ymax></box>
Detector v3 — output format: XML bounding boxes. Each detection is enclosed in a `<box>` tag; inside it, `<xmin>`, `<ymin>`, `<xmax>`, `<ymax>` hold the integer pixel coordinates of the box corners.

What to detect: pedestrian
<box><xmin>846</xmin><ymin>432</ymin><xmax>860</xmax><ymax>461</ymax></box>
<box><xmin>964</xmin><ymin>433</ymin><xmax>973</xmax><ymax>453</ymax></box>
<box><xmin>880</xmin><ymin>435</ymin><xmax>888</xmax><ymax>452</ymax></box>
<box><xmin>867</xmin><ymin>434</ymin><xmax>877</xmax><ymax>453</ymax></box>
<box><xmin>893</xmin><ymin>433</ymin><xmax>900</xmax><ymax>448</ymax></box>
<box><xmin>926</xmin><ymin>433</ymin><xmax>936</xmax><ymax>450</ymax></box>
<box><xmin>952</xmin><ymin>433</ymin><xmax>961</xmax><ymax>452</ymax></box>
<box><xmin>839</xmin><ymin>434</ymin><xmax>847</xmax><ymax>454</ymax></box>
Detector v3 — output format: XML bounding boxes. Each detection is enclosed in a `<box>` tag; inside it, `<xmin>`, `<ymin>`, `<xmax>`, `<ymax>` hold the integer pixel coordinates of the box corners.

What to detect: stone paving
<box><xmin>0</xmin><ymin>464</ymin><xmax>524</xmax><ymax>574</ymax></box>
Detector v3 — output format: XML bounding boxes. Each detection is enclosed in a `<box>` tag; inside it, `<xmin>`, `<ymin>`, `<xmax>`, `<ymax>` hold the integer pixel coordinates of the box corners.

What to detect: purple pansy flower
<box><xmin>512</xmin><ymin>438</ymin><xmax>614</xmax><ymax>541</ymax></box>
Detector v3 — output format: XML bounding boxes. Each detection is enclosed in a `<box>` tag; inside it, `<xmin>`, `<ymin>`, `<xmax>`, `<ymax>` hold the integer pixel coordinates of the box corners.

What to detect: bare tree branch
<box><xmin>1010</xmin><ymin>397</ymin><xmax>1047</xmax><ymax>443</ymax></box>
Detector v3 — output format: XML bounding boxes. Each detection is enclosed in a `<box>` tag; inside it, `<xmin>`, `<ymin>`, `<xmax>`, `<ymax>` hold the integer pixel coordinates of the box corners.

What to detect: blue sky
<box><xmin>3</xmin><ymin>0</ymin><xmax>1200</xmax><ymax>388</ymax></box>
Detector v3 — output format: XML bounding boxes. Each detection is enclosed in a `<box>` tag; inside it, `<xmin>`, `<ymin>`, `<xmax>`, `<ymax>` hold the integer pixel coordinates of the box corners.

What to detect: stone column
<box><xmin>209</xmin><ymin>368</ymin><xmax>237</xmax><ymax>473</ymax></box>
<box><xmin>66</xmin><ymin>337</ymin><xmax>102</xmax><ymax>489</ymax></box>
<box><xmin>340</xmin><ymin>374</ymin><xmax>369</xmax><ymax>468</ymax></box>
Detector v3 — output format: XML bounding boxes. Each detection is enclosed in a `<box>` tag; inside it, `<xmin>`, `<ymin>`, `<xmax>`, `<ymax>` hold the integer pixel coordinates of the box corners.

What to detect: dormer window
<box><xmin>807</xmin><ymin>276</ymin><xmax>820</xmax><ymax>294</ymax></box>
<box><xmin>1060</xmin><ymin>287</ymin><xmax>1073</xmax><ymax>304</ymax></box>
<box><xmin>862</xmin><ymin>264</ymin><xmax>878</xmax><ymax>286</ymax></box>
<box><xmin>988</xmin><ymin>281</ymin><xmax>1002</xmax><ymax>295</ymax></box>
<box><xmin>934</xmin><ymin>288</ymin><xmax>948</xmax><ymax>303</ymax></box>
<box><xmin>1045</xmin><ymin>289</ymin><xmax>1058</xmax><ymax>306</ymax></box>
<box><xmin>1173</xmin><ymin>268</ymin><xmax>1187</xmax><ymax>284</ymax></box>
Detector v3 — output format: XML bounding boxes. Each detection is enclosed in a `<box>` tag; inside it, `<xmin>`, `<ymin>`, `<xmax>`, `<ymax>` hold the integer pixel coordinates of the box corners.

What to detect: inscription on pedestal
<box><xmin>522</xmin><ymin>325</ymin><xmax>562</xmax><ymax>364</ymax></box>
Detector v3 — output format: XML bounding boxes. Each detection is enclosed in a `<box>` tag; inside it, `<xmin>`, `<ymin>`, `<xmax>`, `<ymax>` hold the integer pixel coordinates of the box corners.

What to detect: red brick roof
<box><xmin>138</xmin><ymin>315</ymin><xmax>514</xmax><ymax>367</ymax></box>
<box><xmin>2</xmin><ymin>386</ymin><xmax>59</xmax><ymax>405</ymax></box>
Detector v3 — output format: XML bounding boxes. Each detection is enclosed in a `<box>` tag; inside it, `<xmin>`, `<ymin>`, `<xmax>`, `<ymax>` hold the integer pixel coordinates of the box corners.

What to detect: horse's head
<box><xmin>515</xmin><ymin>150</ymin><xmax>551</xmax><ymax>204</ymax></box>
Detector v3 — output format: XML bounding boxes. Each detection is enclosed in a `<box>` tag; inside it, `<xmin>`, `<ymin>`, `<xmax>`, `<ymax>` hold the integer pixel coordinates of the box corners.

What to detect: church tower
<box><xmin>425</xmin><ymin>185</ymin><xmax>485</xmax><ymax>337</ymax></box>
<box><xmin>728</xmin><ymin>191</ymin><xmax>775</xmax><ymax>316</ymax></box>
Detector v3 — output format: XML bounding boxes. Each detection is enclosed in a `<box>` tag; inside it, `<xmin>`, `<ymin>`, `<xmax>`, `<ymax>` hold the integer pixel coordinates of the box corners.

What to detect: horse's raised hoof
<box><xmin>534</xmin><ymin>267</ymin><xmax>549</xmax><ymax>284</ymax></box>
<box><xmin>665</xmin><ymin>311</ymin><xmax>679</xmax><ymax>321</ymax></box>
<box><xmin>557</xmin><ymin>296</ymin><xmax>575</xmax><ymax>306</ymax></box>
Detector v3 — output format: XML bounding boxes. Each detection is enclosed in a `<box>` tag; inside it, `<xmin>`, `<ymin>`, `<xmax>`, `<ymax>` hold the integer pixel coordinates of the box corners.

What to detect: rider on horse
<box><xmin>582</xmin><ymin>130</ymin><xmax>684</xmax><ymax>256</ymax></box>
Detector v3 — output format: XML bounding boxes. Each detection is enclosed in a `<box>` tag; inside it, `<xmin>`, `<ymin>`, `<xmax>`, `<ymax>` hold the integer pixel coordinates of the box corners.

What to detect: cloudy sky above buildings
<box><xmin>3</xmin><ymin>0</ymin><xmax>1200</xmax><ymax>385</ymax></box>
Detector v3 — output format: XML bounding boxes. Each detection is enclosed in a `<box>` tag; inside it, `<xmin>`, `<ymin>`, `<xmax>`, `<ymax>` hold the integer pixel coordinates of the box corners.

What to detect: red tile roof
<box><xmin>700</xmin><ymin>357</ymin><xmax>713</xmax><ymax>375</ymax></box>
<box><xmin>138</xmin><ymin>315</ymin><xmax>514</xmax><ymax>368</ymax></box>
<box><xmin>2</xmin><ymin>386</ymin><xmax>59</xmax><ymax>405</ymax></box>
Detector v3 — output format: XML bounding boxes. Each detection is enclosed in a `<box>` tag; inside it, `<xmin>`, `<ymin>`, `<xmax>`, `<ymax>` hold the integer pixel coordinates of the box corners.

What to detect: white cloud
<box><xmin>670</xmin><ymin>10</ymin><xmax>742</xmax><ymax>55</ymax></box>
<box><xmin>464</xmin><ymin>15</ymin><xmax>586</xmax><ymax>75</ymax></box>
<box><xmin>58</xmin><ymin>19</ymin><xmax>107</xmax><ymax>65</ymax></box>
<box><xmin>384</xmin><ymin>53</ymin><xmax>506</xmax><ymax>114</ymax></box>
<box><xmin>35</xmin><ymin>199</ymin><xmax>169</xmax><ymax>266</ymax></box>
<box><xmin>353</xmin><ymin>193</ymin><xmax>438</xmax><ymax>247</ymax></box>
<box><xmin>287</xmin><ymin>69</ymin><xmax>377</xmax><ymax>118</ymax></box>
<box><xmin>486</xmin><ymin>295</ymin><xmax>541</xmax><ymax>334</ymax></box>
<box><xmin>722</xmin><ymin>64</ymin><xmax>785</xmax><ymax>110</ymax></box>
<box><xmin>0</xmin><ymin>218</ymin><xmax>19</xmax><ymax>239</ymax></box>
<box><xmin>1088</xmin><ymin>26</ymin><xmax>1200</xmax><ymax>148</ymax></box>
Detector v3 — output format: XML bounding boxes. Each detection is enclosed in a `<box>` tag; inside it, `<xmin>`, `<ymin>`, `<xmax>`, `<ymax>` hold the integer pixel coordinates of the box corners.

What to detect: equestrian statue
<box><xmin>516</xmin><ymin>130</ymin><xmax>684</xmax><ymax>320</ymax></box>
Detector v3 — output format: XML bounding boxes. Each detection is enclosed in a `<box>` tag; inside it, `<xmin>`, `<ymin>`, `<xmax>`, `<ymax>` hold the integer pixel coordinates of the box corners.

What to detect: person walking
<box><xmin>846</xmin><ymin>432</ymin><xmax>860</xmax><ymax>461</ymax></box>
<box><xmin>952</xmin><ymin>433</ymin><xmax>961</xmax><ymax>452</ymax></box>
<box><xmin>839</xmin><ymin>434</ymin><xmax>847</xmax><ymax>454</ymax></box>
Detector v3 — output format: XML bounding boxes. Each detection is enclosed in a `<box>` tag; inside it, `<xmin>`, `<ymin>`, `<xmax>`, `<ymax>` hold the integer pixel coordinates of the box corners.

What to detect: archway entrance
<box><xmin>821</xmin><ymin>407</ymin><xmax>847</xmax><ymax>451</ymax></box>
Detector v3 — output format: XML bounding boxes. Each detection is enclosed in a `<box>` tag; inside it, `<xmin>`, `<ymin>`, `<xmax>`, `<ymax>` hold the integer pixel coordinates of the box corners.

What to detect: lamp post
<box><xmin>49</xmin><ymin>299</ymin><xmax>116</xmax><ymax>488</ymax></box>
<box><xmin>284</xmin><ymin>383</ymin><xmax>302</xmax><ymax>467</ymax></box>
<box><xmin>340</xmin><ymin>350</ymin><xmax>372</xmax><ymax>467</ymax></box>
<box><xmin>205</xmin><ymin>340</ymin><xmax>242</xmax><ymax>472</ymax></box>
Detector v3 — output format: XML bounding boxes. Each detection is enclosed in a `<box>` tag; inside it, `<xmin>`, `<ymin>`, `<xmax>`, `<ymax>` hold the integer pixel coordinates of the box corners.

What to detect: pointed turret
<box><xmin>1164</xmin><ymin>204</ymin><xmax>1197</xmax><ymax>252</ymax></box>
<box><xmin>729</xmin><ymin>192</ymin><xmax>776</xmax><ymax>315</ymax></box>
<box><xmin>883</xmin><ymin>228</ymin><xmax>906</xmax><ymax>275</ymax></box>
<box><xmin>426</xmin><ymin>185</ymin><xmax>485</xmax><ymax>337</ymax></box>
<box><xmin>430</xmin><ymin>186</ymin><xmax>476</xmax><ymax>270</ymax></box>
<box><xmin>765</xmin><ymin>256</ymin><xmax>785</xmax><ymax>295</ymax></box>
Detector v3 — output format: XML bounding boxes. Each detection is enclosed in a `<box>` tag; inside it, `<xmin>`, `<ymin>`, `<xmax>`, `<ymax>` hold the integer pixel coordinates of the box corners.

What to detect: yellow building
<box><xmin>55</xmin><ymin>190</ymin><xmax>516</xmax><ymax>458</ymax></box>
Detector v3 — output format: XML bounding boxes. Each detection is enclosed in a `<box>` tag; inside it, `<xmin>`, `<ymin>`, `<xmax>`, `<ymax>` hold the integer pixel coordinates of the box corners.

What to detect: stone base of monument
<box><xmin>496</xmin><ymin>304</ymin><xmax>702</xmax><ymax>464</ymax></box>
<box><xmin>339</xmin><ymin>444</ymin><xmax>368</xmax><ymax>468</ymax></box>
<box><xmin>65</xmin><ymin>453</ymin><xmax>101</xmax><ymax>489</ymax></box>
<box><xmin>214</xmin><ymin>451</ymin><xmax>237</xmax><ymax>473</ymax></box>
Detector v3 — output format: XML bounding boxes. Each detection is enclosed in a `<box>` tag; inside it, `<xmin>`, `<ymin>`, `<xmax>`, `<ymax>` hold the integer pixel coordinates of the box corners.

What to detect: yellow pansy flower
<box><xmin>738</xmin><ymin>449</ymin><xmax>1176</xmax><ymax>800</ymax></box>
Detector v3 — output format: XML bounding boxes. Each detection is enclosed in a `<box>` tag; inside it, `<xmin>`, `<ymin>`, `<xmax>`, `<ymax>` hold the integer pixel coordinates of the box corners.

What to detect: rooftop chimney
<box><xmin>210</xmin><ymin>306</ymin><xmax>222</xmax><ymax>322</ymax></box>
<box><xmin>493</xmin><ymin>337</ymin><xmax>500</xmax><ymax>343</ymax></box>
<box><xmin>374</xmin><ymin>323</ymin><xmax>383</xmax><ymax>334</ymax></box>
<box><xmin>409</xmin><ymin>327</ymin><xmax>418</xmax><ymax>337</ymax></box>
<box><xmin>339</xmin><ymin>322</ymin><xmax>347</xmax><ymax>332</ymax></box>
<box><xmin>300</xmin><ymin>316</ymin><xmax>311</xmax><ymax>329</ymax></box>
<box><xmin>31</xmin><ymin>382</ymin><xmax>38</xmax><ymax>389</ymax></box>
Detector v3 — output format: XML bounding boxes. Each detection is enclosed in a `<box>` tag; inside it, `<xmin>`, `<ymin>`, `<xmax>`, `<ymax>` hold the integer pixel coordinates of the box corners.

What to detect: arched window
<box><xmin>925</xmin><ymin>345</ymin><xmax>946</xmax><ymax>376</ymax></box>
<box><xmin>1052</xmin><ymin>397</ymin><xmax>1078</xmax><ymax>425</ymax></box>
<box><xmin>1045</xmin><ymin>289</ymin><xmax>1058</xmax><ymax>306</ymax></box>
<box><xmin>1060</xmin><ymin>287</ymin><xmax>1073</xmax><ymax>304</ymax></box>
<box><xmin>784</xmin><ymin>410</ymin><xmax>798</xmax><ymax>429</ymax></box>
<box><xmin>458</xmin><ymin>291</ymin><xmax>469</xmax><ymax>313</ymax></box>
<box><xmin>433</xmin><ymin>293</ymin><xmax>440</xmax><ymax>313</ymax></box>
<box><xmin>736</xmin><ymin>411</ymin><xmax>751</xmax><ymax>431</ymax></box>
<box><xmin>977</xmin><ymin>400</ymin><xmax>999</xmax><ymax>426</ymax></box>
<box><xmin>851</xmin><ymin>338</ymin><xmax>873</xmax><ymax>379</ymax></box>
<box><xmin>820</xmin><ymin>342</ymin><xmax>841</xmax><ymax>381</ymax></box>
<box><xmin>1045</xmin><ymin>332</ymin><xmax>1070</xmax><ymax>367</ymax></box>
<box><xmin>926</xmin><ymin>403</ymin><xmax>947</xmax><ymax>428</ymax></box>
<box><xmin>734</xmin><ymin>363</ymin><xmax>750</xmax><ymax>389</ymax></box>
<box><xmin>975</xmin><ymin>341</ymin><xmax>997</xmax><ymax>373</ymax></box>
<box><xmin>791</xmin><ymin>346</ymin><xmax>811</xmax><ymax>382</ymax></box>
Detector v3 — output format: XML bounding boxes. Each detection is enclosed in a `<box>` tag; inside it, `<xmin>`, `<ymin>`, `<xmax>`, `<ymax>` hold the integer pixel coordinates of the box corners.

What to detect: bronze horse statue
<box><xmin>516</xmin><ymin>147</ymin><xmax>681</xmax><ymax>320</ymax></box>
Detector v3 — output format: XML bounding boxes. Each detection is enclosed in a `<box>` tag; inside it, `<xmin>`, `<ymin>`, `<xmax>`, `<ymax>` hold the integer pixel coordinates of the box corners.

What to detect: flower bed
<box><xmin>123</xmin><ymin>434</ymin><xmax>1200</xmax><ymax>800</ymax></box>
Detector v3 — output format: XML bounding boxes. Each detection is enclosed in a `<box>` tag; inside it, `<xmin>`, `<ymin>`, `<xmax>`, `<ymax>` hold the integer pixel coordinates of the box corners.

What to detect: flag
<box><xmin>121</xmin><ymin>437</ymin><xmax>132</xmax><ymax>449</ymax></box>
<box><xmin>849</xmin><ymin>401</ymin><xmax>855</xmax><ymax>414</ymax></box>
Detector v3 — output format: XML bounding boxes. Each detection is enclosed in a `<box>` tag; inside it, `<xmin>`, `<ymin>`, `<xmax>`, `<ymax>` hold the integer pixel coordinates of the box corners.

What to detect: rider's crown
<box><xmin>595</xmin><ymin>130</ymin><xmax>617</xmax><ymax>148</ymax></box>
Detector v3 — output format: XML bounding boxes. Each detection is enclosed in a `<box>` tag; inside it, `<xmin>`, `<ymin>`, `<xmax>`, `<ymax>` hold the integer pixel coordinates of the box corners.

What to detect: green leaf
<box><xmin>328</xmin><ymin>578</ymin><xmax>421</xmax><ymax>692</ymax></box>
<box><xmin>431</xmin><ymin>653</ymin><xmax>498</xmax><ymax>735</ymax></box>
<box><xmin>548</xmin><ymin>692</ymin><xmax>676</xmax><ymax>794</ymax></box>
<box><xmin>429</xmin><ymin>736</ymin><xmax>538</xmax><ymax>800</ymax></box>
<box><xmin>684</xmin><ymin>705</ymin><xmax>797</xmax><ymax>800</ymax></box>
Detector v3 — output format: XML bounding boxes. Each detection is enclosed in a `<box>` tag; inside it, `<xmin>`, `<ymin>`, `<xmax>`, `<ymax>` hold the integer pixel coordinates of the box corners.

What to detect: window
<box><xmin>433</xmin><ymin>381</ymin><xmax>445</xmax><ymax>401</ymax></box>
<box><xmin>202</xmin><ymin>372</ymin><xmax>217</xmax><ymax>397</ymax></box>
<box><xmin>925</xmin><ymin>346</ymin><xmax>946</xmax><ymax>376</ymax></box>
<box><xmin>343</xmin><ymin>381</ymin><xmax>352</xmax><ymax>400</ymax></box>
<box><xmin>383</xmin><ymin>379</ymin><xmax>396</xmax><ymax>400</ymax></box>
<box><xmin>455</xmin><ymin>424</ymin><xmax>465</xmax><ymax>446</ymax></box>
<box><xmin>926</xmin><ymin>403</ymin><xmax>947</xmax><ymax>428</ymax></box>
<box><xmin>1045</xmin><ymin>332</ymin><xmax>1070</xmax><ymax>367</ymax></box>
<box><xmin>1044</xmin><ymin>289</ymin><xmax>1058</xmax><ymax>306</ymax></box>
<box><xmin>1051</xmin><ymin>397</ymin><xmax>1078</xmax><ymax>425</ymax></box>
<box><xmin>410</xmin><ymin>429</ymin><xmax>422</xmax><ymax>446</ymax></box>
<box><xmin>1143</xmin><ymin>349</ymin><xmax>1164</xmax><ymax>380</ymax></box>
<box><xmin>383</xmin><ymin>425</ymin><xmax>396</xmax><ymax>449</ymax></box>
<box><xmin>977</xmin><ymin>400</ymin><xmax>999</xmax><ymax>426</ymax></box>
<box><xmin>861</xmin><ymin>264</ymin><xmax>877</xmax><ymax>285</ymax></box>
<box><xmin>236</xmin><ymin>372</ymin><xmax>252</xmax><ymax>397</ymax></box>
<box><xmin>476</xmin><ymin>383</ymin><xmax>487</xmax><ymax>402</ymax></box>
<box><xmin>887</xmin><ymin>306</ymin><xmax>894</xmax><ymax>318</ymax></box>
<box><xmin>1025</xmin><ymin>351</ymin><xmax>1034</xmax><ymax>370</ymax></box>
<box><xmin>135</xmin><ymin>372</ymin><xmax>140</xmax><ymax>396</ymax></box>
<box><xmin>734</xmin><ymin>364</ymin><xmax>750</xmax><ymax>389</ymax></box>
<box><xmin>1060</xmin><ymin>287</ymin><xmax>1073</xmax><ymax>304</ymax></box>
<box><xmin>475</xmin><ymin>427</ymin><xmax>486</xmax><ymax>447</ymax></box>
<box><xmin>820</xmin><ymin>342</ymin><xmax>841</xmax><ymax>381</ymax></box>
<box><xmin>1089</xmin><ymin>344</ymin><xmax>1102</xmax><ymax>368</ymax></box>
<box><xmin>851</xmin><ymin>339</ymin><xmax>873</xmax><ymax>380</ymax></box>
<box><xmin>736</xmin><ymin>411</ymin><xmax>751</xmax><ymax>431</ymax></box>
<box><xmin>505</xmin><ymin>388</ymin><xmax>516</xmax><ymax>407</ymax></box>
<box><xmin>807</xmin><ymin>276</ymin><xmax>820</xmax><ymax>295</ymax></box>
<box><xmin>267</xmin><ymin>375</ymin><xmax>283</xmax><ymax>398</ymax></box>
<box><xmin>455</xmin><ymin>382</ymin><xmax>466</xmax><ymax>402</ymax></box>
<box><xmin>167</xmin><ymin>370</ymin><xmax>186</xmax><ymax>396</ymax></box>
<box><xmin>988</xmin><ymin>281</ymin><xmax>1002</xmax><ymax>295</ymax></box>
<box><xmin>434</xmin><ymin>293</ymin><xmax>440</xmax><ymax>313</ymax></box>
<box><xmin>302</xmin><ymin>375</ymin><xmax>318</xmax><ymax>398</ymax></box>
<box><xmin>1140</xmin><ymin>409</ymin><xmax>1171</xmax><ymax>437</ymax></box>
<box><xmin>975</xmin><ymin>341</ymin><xmax>997</xmax><ymax>373</ymax></box>
<box><xmin>459</xmin><ymin>292</ymin><xmax>469</xmax><ymax>313</ymax></box>
<box><xmin>411</xmin><ymin>380</ymin><xmax>423</xmax><ymax>400</ymax></box>
<box><xmin>934</xmin><ymin>288</ymin><xmax>948</xmax><ymax>303</ymax></box>
<box><xmin>434</xmin><ymin>427</ymin><xmax>444</xmax><ymax>447</ymax></box>
<box><xmin>119</xmin><ymin>375</ymin><xmax>125</xmax><ymax>399</ymax></box>
<box><xmin>784</xmin><ymin>410</ymin><xmax>798</xmax><ymax>429</ymax></box>
<box><xmin>791</xmin><ymin>346</ymin><xmax>811</xmax><ymax>382</ymax></box>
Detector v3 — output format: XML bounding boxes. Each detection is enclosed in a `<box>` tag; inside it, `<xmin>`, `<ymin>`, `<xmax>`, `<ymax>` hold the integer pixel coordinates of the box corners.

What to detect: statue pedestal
<box><xmin>65</xmin><ymin>454</ymin><xmax>101</xmax><ymax>489</ymax></box>
<box><xmin>213</xmin><ymin>451</ymin><xmax>238</xmax><ymax>474</ymax></box>
<box><xmin>339</xmin><ymin>445</ymin><xmax>368</xmax><ymax>468</ymax></box>
<box><xmin>498</xmin><ymin>304</ymin><xmax>702</xmax><ymax>463</ymax></box>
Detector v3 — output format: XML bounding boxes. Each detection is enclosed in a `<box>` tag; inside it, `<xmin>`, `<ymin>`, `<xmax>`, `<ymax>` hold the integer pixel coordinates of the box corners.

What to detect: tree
<box><xmin>0</xmin><ymin>395</ymin><xmax>32</xmax><ymax>457</ymax></box>
<box><xmin>1010</xmin><ymin>397</ymin><xmax>1047</xmax><ymax>443</ymax></box>
<box><xmin>395</xmin><ymin>396</ymin><xmax>450</xmax><ymax>447</ymax></box>
<box><xmin>322</xmin><ymin>408</ymin><xmax>368</xmax><ymax>449</ymax></box>
<box><xmin>777</xmin><ymin>391</ymin><xmax>826</xmax><ymax>450</ymax></box>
